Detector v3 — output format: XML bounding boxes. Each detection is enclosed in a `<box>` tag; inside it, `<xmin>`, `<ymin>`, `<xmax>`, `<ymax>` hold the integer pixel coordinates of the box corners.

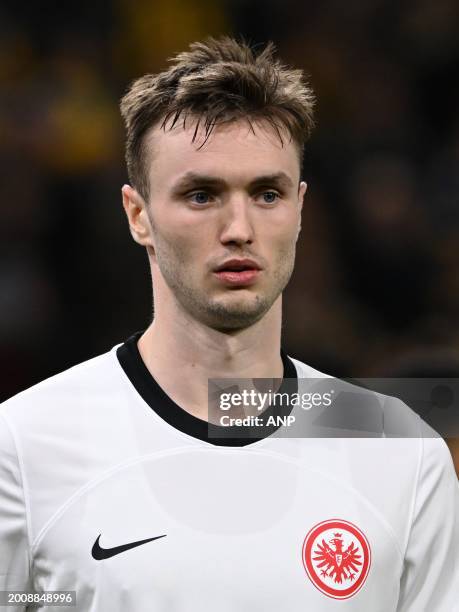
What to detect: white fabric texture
<box><xmin>0</xmin><ymin>346</ymin><xmax>457</xmax><ymax>611</ymax></box>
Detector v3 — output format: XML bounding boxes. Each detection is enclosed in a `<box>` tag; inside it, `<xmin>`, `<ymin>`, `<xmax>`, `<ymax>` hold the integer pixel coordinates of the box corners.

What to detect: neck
<box><xmin>137</xmin><ymin>293</ymin><xmax>284</xmax><ymax>421</ymax></box>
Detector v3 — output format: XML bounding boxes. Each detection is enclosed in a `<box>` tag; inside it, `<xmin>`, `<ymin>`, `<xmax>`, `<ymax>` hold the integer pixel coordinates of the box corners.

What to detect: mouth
<box><xmin>213</xmin><ymin>259</ymin><xmax>262</xmax><ymax>287</ymax></box>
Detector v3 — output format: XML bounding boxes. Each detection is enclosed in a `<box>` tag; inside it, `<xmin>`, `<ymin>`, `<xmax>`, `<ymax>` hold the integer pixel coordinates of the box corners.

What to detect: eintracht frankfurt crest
<box><xmin>302</xmin><ymin>519</ymin><xmax>371</xmax><ymax>599</ymax></box>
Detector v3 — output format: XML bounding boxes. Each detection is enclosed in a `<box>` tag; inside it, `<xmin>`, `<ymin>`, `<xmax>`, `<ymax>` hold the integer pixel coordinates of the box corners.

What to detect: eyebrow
<box><xmin>170</xmin><ymin>171</ymin><xmax>295</xmax><ymax>193</ymax></box>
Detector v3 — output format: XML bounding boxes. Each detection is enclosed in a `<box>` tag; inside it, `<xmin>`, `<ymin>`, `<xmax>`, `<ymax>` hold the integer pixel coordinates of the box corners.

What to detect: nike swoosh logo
<box><xmin>91</xmin><ymin>533</ymin><xmax>166</xmax><ymax>560</ymax></box>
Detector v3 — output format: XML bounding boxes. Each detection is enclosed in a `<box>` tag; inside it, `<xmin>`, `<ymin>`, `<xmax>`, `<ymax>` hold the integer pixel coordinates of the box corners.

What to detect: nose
<box><xmin>219</xmin><ymin>197</ymin><xmax>254</xmax><ymax>246</ymax></box>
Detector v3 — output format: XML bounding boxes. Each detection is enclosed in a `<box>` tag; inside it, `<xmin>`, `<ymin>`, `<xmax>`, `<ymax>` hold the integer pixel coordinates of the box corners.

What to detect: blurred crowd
<box><xmin>1</xmin><ymin>0</ymin><xmax>459</xmax><ymax>408</ymax></box>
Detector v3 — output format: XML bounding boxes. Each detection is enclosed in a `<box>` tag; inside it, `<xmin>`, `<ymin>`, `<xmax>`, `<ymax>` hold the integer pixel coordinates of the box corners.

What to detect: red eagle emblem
<box><xmin>302</xmin><ymin>519</ymin><xmax>371</xmax><ymax>599</ymax></box>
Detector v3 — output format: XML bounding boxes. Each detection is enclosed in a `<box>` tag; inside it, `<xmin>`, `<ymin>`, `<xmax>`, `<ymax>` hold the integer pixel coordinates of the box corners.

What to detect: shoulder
<box><xmin>287</xmin><ymin>353</ymin><xmax>439</xmax><ymax>439</ymax></box>
<box><xmin>0</xmin><ymin>345</ymin><xmax>125</xmax><ymax>429</ymax></box>
<box><xmin>0</xmin><ymin>343</ymin><xmax>143</xmax><ymax>546</ymax></box>
<box><xmin>288</xmin><ymin>354</ymin><xmax>457</xmax><ymax>489</ymax></box>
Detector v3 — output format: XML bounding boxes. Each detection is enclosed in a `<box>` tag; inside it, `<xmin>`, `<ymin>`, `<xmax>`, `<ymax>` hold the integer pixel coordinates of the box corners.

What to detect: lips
<box><xmin>214</xmin><ymin>259</ymin><xmax>261</xmax><ymax>272</ymax></box>
<box><xmin>213</xmin><ymin>259</ymin><xmax>261</xmax><ymax>287</ymax></box>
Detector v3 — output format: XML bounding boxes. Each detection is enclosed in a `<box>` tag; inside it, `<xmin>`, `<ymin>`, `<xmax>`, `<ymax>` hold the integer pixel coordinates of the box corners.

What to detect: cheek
<box><xmin>155</xmin><ymin>225</ymin><xmax>211</xmax><ymax>269</ymax></box>
<box><xmin>261</xmin><ymin>209</ymin><xmax>300</xmax><ymax>249</ymax></box>
<box><xmin>152</xmin><ymin>207</ymin><xmax>210</xmax><ymax>258</ymax></box>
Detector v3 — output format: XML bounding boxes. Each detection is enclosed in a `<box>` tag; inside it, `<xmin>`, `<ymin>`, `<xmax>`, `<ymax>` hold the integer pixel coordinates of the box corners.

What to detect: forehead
<box><xmin>145</xmin><ymin>119</ymin><xmax>301</xmax><ymax>191</ymax></box>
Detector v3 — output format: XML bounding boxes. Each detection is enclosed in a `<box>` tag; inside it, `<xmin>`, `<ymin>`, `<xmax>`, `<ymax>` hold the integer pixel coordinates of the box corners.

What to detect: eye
<box><xmin>259</xmin><ymin>191</ymin><xmax>280</xmax><ymax>204</ymax></box>
<box><xmin>189</xmin><ymin>191</ymin><xmax>212</xmax><ymax>205</ymax></box>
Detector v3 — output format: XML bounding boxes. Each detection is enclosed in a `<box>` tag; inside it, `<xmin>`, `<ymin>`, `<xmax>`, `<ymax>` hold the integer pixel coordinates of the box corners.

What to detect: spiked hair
<box><xmin>120</xmin><ymin>37</ymin><xmax>315</xmax><ymax>200</ymax></box>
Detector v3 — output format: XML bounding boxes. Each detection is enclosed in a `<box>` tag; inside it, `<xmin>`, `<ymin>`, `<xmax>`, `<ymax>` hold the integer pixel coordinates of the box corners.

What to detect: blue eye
<box><xmin>261</xmin><ymin>191</ymin><xmax>279</xmax><ymax>204</ymax></box>
<box><xmin>190</xmin><ymin>191</ymin><xmax>211</xmax><ymax>205</ymax></box>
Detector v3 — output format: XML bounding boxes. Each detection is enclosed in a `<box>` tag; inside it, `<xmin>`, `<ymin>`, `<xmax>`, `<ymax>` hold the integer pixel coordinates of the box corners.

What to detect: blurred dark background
<box><xmin>2</xmin><ymin>0</ymin><xmax>459</xmax><ymax>400</ymax></box>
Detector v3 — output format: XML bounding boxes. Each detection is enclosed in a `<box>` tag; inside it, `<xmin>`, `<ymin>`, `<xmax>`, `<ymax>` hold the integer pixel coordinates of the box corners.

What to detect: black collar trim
<box><xmin>116</xmin><ymin>331</ymin><xmax>298</xmax><ymax>447</ymax></box>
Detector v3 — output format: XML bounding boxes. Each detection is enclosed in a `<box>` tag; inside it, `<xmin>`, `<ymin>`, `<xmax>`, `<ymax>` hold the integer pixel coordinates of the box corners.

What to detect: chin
<box><xmin>202</xmin><ymin>296</ymin><xmax>272</xmax><ymax>331</ymax></box>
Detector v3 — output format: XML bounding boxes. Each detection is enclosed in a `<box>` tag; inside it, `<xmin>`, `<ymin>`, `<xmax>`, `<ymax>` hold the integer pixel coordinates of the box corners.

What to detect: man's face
<box><xmin>143</xmin><ymin>119</ymin><xmax>306</xmax><ymax>331</ymax></box>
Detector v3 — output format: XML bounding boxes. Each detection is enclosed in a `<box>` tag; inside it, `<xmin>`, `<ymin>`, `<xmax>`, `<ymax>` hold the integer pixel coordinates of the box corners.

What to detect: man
<box><xmin>0</xmin><ymin>37</ymin><xmax>457</xmax><ymax>611</ymax></box>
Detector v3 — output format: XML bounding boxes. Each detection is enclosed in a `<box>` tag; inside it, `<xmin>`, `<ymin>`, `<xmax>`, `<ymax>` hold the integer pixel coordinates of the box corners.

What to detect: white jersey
<box><xmin>0</xmin><ymin>333</ymin><xmax>458</xmax><ymax>611</ymax></box>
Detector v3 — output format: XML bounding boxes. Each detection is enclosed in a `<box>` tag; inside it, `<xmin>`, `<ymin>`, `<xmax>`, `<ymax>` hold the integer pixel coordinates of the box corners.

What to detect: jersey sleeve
<box><xmin>397</xmin><ymin>436</ymin><xmax>459</xmax><ymax>611</ymax></box>
<box><xmin>0</xmin><ymin>412</ymin><xmax>32</xmax><ymax>609</ymax></box>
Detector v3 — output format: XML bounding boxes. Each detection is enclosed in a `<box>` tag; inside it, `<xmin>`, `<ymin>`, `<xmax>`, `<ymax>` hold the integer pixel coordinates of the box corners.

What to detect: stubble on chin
<box><xmin>199</xmin><ymin>293</ymin><xmax>272</xmax><ymax>331</ymax></box>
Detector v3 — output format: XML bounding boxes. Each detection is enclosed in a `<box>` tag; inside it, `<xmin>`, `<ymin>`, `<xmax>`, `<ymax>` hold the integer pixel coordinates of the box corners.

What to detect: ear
<box><xmin>121</xmin><ymin>185</ymin><xmax>154</xmax><ymax>247</ymax></box>
<box><xmin>297</xmin><ymin>181</ymin><xmax>307</xmax><ymax>237</ymax></box>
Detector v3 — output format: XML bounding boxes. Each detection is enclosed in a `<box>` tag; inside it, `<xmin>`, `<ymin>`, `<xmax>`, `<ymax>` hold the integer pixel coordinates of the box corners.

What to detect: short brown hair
<box><xmin>120</xmin><ymin>36</ymin><xmax>315</xmax><ymax>200</ymax></box>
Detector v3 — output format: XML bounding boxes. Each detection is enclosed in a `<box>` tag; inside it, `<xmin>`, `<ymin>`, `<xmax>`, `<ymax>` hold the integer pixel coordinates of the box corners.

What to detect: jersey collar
<box><xmin>117</xmin><ymin>331</ymin><xmax>298</xmax><ymax>447</ymax></box>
